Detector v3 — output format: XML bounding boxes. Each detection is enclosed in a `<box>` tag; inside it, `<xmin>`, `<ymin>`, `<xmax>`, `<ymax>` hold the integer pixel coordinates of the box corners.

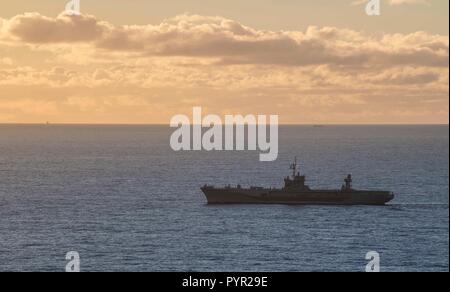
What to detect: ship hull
<box><xmin>201</xmin><ymin>188</ymin><xmax>394</xmax><ymax>206</ymax></box>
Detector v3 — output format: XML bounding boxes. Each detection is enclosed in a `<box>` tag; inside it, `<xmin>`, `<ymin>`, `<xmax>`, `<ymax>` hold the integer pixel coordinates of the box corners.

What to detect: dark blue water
<box><xmin>0</xmin><ymin>125</ymin><xmax>448</xmax><ymax>272</ymax></box>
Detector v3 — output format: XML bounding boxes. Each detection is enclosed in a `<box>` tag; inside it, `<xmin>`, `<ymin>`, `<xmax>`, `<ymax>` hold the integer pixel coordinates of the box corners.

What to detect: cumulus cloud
<box><xmin>1</xmin><ymin>13</ymin><xmax>447</xmax><ymax>68</ymax></box>
<box><xmin>4</xmin><ymin>12</ymin><xmax>110</xmax><ymax>43</ymax></box>
<box><xmin>0</xmin><ymin>12</ymin><xmax>448</xmax><ymax>124</ymax></box>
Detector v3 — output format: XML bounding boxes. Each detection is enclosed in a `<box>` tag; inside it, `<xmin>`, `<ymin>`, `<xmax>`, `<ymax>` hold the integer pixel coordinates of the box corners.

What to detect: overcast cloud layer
<box><xmin>0</xmin><ymin>12</ymin><xmax>448</xmax><ymax>124</ymax></box>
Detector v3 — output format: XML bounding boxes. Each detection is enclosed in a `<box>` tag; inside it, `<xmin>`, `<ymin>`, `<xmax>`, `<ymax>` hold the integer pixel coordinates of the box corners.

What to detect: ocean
<box><xmin>0</xmin><ymin>125</ymin><xmax>448</xmax><ymax>272</ymax></box>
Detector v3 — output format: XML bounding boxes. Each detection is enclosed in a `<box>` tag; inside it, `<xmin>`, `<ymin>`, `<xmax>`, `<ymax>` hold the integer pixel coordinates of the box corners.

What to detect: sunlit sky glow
<box><xmin>0</xmin><ymin>0</ymin><xmax>448</xmax><ymax>124</ymax></box>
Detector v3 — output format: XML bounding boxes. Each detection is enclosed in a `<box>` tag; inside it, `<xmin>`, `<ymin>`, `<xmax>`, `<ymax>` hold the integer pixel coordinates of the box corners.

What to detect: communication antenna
<box><xmin>290</xmin><ymin>157</ymin><xmax>298</xmax><ymax>178</ymax></box>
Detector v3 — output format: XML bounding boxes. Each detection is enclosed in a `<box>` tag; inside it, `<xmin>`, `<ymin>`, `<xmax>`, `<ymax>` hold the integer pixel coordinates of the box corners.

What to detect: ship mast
<box><xmin>290</xmin><ymin>157</ymin><xmax>298</xmax><ymax>179</ymax></box>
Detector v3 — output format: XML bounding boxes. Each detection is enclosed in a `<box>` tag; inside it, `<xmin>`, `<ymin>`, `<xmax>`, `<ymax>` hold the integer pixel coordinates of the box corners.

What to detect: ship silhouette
<box><xmin>201</xmin><ymin>158</ymin><xmax>394</xmax><ymax>205</ymax></box>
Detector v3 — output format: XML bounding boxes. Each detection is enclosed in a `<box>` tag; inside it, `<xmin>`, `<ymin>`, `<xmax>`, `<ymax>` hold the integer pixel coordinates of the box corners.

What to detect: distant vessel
<box><xmin>201</xmin><ymin>158</ymin><xmax>394</xmax><ymax>205</ymax></box>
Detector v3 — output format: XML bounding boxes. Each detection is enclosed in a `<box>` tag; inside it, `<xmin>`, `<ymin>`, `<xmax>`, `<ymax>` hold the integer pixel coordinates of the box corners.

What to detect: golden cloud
<box><xmin>1</xmin><ymin>13</ymin><xmax>448</xmax><ymax>68</ymax></box>
<box><xmin>0</xmin><ymin>12</ymin><xmax>448</xmax><ymax>124</ymax></box>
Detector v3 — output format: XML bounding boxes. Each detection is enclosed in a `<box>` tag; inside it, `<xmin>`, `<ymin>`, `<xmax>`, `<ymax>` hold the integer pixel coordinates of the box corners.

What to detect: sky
<box><xmin>0</xmin><ymin>0</ymin><xmax>448</xmax><ymax>124</ymax></box>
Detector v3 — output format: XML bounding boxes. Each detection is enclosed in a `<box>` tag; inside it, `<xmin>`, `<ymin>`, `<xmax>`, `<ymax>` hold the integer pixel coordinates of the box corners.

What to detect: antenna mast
<box><xmin>290</xmin><ymin>157</ymin><xmax>298</xmax><ymax>179</ymax></box>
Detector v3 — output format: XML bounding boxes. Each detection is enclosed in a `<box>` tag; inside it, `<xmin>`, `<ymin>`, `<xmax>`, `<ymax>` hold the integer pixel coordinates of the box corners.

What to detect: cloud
<box><xmin>1</xmin><ymin>13</ymin><xmax>447</xmax><ymax>68</ymax></box>
<box><xmin>4</xmin><ymin>12</ymin><xmax>110</xmax><ymax>43</ymax></box>
<box><xmin>0</xmin><ymin>57</ymin><xmax>13</xmax><ymax>65</ymax></box>
<box><xmin>0</xmin><ymin>12</ymin><xmax>448</xmax><ymax>124</ymax></box>
<box><xmin>363</xmin><ymin>66</ymin><xmax>442</xmax><ymax>85</ymax></box>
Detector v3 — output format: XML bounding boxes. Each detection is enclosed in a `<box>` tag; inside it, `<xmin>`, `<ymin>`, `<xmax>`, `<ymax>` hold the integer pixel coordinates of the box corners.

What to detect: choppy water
<box><xmin>0</xmin><ymin>125</ymin><xmax>448</xmax><ymax>272</ymax></box>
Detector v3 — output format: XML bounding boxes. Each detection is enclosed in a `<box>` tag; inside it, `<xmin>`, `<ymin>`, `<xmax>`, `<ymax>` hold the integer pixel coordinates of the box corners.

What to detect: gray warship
<box><xmin>201</xmin><ymin>158</ymin><xmax>394</xmax><ymax>205</ymax></box>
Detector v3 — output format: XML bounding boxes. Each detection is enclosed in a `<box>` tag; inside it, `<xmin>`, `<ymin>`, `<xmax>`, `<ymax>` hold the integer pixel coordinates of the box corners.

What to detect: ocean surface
<box><xmin>0</xmin><ymin>125</ymin><xmax>448</xmax><ymax>272</ymax></box>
